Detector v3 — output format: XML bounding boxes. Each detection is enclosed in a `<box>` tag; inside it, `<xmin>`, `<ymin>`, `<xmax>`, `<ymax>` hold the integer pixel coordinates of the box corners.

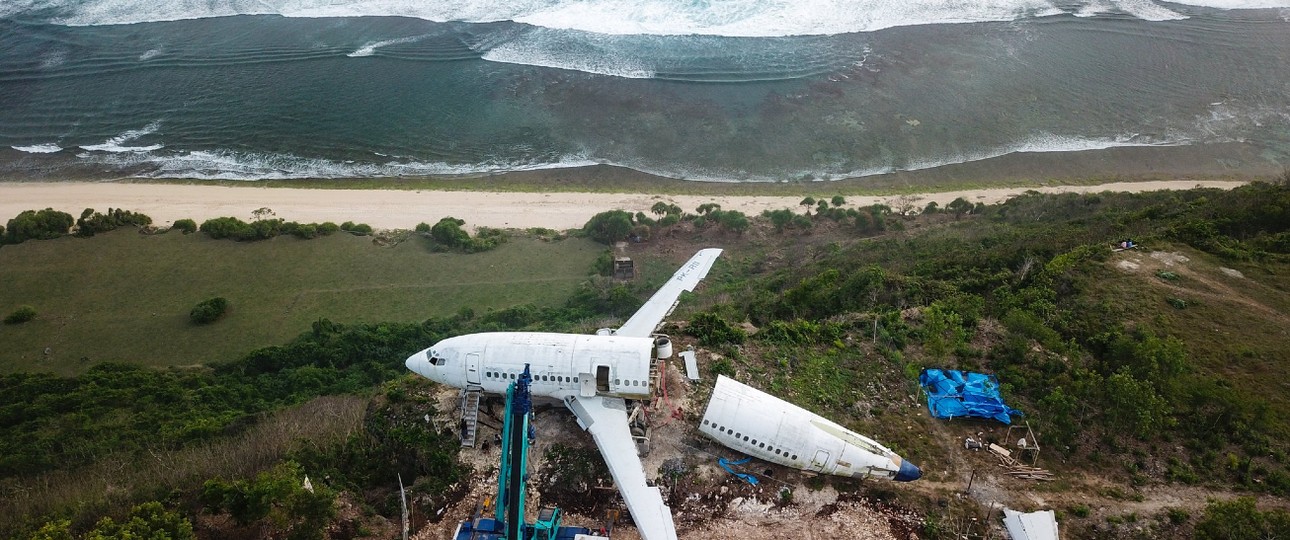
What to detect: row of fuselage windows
<box><xmin>482</xmin><ymin>371</ymin><xmax>648</xmax><ymax>388</ymax></box>
<box><xmin>701</xmin><ymin>418</ymin><xmax>798</xmax><ymax>462</ymax></box>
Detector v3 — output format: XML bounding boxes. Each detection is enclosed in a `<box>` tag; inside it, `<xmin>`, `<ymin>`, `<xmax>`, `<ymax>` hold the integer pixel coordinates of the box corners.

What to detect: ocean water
<box><xmin>0</xmin><ymin>0</ymin><xmax>1288</xmax><ymax>182</ymax></box>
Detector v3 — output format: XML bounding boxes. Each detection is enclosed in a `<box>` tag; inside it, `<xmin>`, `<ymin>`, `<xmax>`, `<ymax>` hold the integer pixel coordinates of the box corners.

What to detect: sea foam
<box><xmin>79</xmin><ymin>122</ymin><xmax>164</xmax><ymax>153</ymax></box>
<box><xmin>76</xmin><ymin>148</ymin><xmax>600</xmax><ymax>181</ymax></box>
<box><xmin>14</xmin><ymin>0</ymin><xmax>1287</xmax><ymax>33</ymax></box>
<box><xmin>12</xmin><ymin>143</ymin><xmax>63</xmax><ymax>153</ymax></box>
<box><xmin>348</xmin><ymin>35</ymin><xmax>432</xmax><ymax>57</ymax></box>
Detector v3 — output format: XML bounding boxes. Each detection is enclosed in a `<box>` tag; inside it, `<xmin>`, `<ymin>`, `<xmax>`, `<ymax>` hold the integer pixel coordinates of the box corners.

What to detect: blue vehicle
<box><xmin>453</xmin><ymin>365</ymin><xmax>610</xmax><ymax>540</ymax></box>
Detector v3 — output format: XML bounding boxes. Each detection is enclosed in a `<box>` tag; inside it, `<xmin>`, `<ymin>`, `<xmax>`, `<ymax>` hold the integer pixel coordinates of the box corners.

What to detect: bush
<box><xmin>430</xmin><ymin>217</ymin><xmax>469</xmax><ymax>247</ymax></box>
<box><xmin>4</xmin><ymin>208</ymin><xmax>74</xmax><ymax>244</ymax></box>
<box><xmin>4</xmin><ymin>305</ymin><xmax>36</xmax><ymax>325</ymax></box>
<box><xmin>85</xmin><ymin>501</ymin><xmax>194</xmax><ymax>540</ymax></box>
<box><xmin>190</xmin><ymin>297</ymin><xmax>229</xmax><ymax>325</ymax></box>
<box><xmin>687</xmin><ymin>312</ymin><xmax>746</xmax><ymax>346</ymax></box>
<box><xmin>75</xmin><ymin>207</ymin><xmax>152</xmax><ymax>236</ymax></box>
<box><xmin>583</xmin><ymin>210</ymin><xmax>636</xmax><ymax>244</ymax></box>
<box><xmin>342</xmin><ymin>222</ymin><xmax>373</xmax><ymax>235</ymax></box>
<box><xmin>415</xmin><ymin>222</ymin><xmax>431</xmax><ymax>233</ymax></box>
<box><xmin>172</xmin><ymin>218</ymin><xmax>198</xmax><ymax>234</ymax></box>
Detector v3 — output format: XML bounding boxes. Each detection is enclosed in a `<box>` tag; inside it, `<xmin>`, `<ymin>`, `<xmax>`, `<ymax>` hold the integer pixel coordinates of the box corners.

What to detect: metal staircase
<box><xmin>460</xmin><ymin>389</ymin><xmax>482</xmax><ymax>448</ymax></box>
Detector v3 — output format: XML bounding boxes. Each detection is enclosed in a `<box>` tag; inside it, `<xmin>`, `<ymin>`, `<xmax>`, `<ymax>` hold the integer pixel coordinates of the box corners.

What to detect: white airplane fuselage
<box><xmin>406</xmin><ymin>332</ymin><xmax>657</xmax><ymax>401</ymax></box>
<box><xmin>700</xmin><ymin>375</ymin><xmax>922</xmax><ymax>482</ymax></box>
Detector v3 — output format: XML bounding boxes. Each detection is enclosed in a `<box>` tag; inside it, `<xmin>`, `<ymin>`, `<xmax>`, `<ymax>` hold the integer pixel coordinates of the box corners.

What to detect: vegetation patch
<box><xmin>189</xmin><ymin>296</ymin><xmax>229</xmax><ymax>324</ymax></box>
<box><xmin>4</xmin><ymin>305</ymin><xmax>36</xmax><ymax>325</ymax></box>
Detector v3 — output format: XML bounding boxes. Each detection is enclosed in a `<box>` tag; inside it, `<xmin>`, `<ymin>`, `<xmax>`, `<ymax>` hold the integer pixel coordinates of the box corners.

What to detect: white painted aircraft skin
<box><xmin>405</xmin><ymin>248</ymin><xmax>723</xmax><ymax>540</ymax></box>
<box><xmin>699</xmin><ymin>375</ymin><xmax>922</xmax><ymax>482</ymax></box>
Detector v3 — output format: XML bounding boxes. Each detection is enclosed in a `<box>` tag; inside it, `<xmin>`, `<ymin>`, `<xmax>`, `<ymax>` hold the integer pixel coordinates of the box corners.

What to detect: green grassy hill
<box><xmin>0</xmin><ymin>230</ymin><xmax>602</xmax><ymax>374</ymax></box>
<box><xmin>2</xmin><ymin>181</ymin><xmax>1288</xmax><ymax>539</ymax></box>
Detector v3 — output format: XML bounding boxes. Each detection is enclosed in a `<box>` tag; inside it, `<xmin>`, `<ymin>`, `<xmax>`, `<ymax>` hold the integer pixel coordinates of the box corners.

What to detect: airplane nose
<box><xmin>406</xmin><ymin>352</ymin><xmax>427</xmax><ymax>377</ymax></box>
<box><xmin>894</xmin><ymin>459</ymin><xmax>922</xmax><ymax>482</ymax></box>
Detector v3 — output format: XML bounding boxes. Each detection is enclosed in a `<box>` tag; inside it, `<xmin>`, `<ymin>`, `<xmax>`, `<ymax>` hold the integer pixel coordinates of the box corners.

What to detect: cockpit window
<box><xmin>425</xmin><ymin>350</ymin><xmax>446</xmax><ymax>366</ymax></box>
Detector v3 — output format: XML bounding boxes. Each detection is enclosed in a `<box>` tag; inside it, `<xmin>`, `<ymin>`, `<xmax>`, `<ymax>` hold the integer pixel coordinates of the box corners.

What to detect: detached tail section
<box><xmin>615</xmin><ymin>248</ymin><xmax>723</xmax><ymax>338</ymax></box>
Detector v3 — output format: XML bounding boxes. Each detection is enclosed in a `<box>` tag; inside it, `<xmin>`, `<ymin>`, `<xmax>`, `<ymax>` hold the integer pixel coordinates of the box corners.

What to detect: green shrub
<box><xmin>430</xmin><ymin>217</ymin><xmax>470</xmax><ymax>248</ymax></box>
<box><xmin>583</xmin><ymin>210</ymin><xmax>636</xmax><ymax>244</ymax></box>
<box><xmin>342</xmin><ymin>222</ymin><xmax>373</xmax><ymax>235</ymax></box>
<box><xmin>4</xmin><ymin>305</ymin><xmax>36</xmax><ymax>325</ymax></box>
<box><xmin>190</xmin><ymin>297</ymin><xmax>229</xmax><ymax>325</ymax></box>
<box><xmin>687</xmin><ymin>312</ymin><xmax>746</xmax><ymax>346</ymax></box>
<box><xmin>201</xmin><ymin>461</ymin><xmax>335</xmax><ymax>537</ymax></box>
<box><xmin>74</xmin><ymin>207</ymin><xmax>152</xmax><ymax>236</ymax></box>
<box><xmin>200</xmin><ymin>216</ymin><xmax>293</xmax><ymax>241</ymax></box>
<box><xmin>415</xmin><ymin>222</ymin><xmax>431</xmax><ymax>233</ymax></box>
<box><xmin>85</xmin><ymin>501</ymin><xmax>194</xmax><ymax>540</ymax></box>
<box><xmin>172</xmin><ymin>218</ymin><xmax>198</xmax><ymax>234</ymax></box>
<box><xmin>317</xmin><ymin>222</ymin><xmax>340</xmax><ymax>235</ymax></box>
<box><xmin>592</xmin><ymin>250</ymin><xmax>615</xmax><ymax>277</ymax></box>
<box><xmin>4</xmin><ymin>208</ymin><xmax>74</xmax><ymax>244</ymax></box>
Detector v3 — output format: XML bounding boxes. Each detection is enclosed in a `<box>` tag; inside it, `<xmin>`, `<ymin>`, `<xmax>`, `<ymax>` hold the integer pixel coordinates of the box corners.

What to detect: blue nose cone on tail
<box><xmin>894</xmin><ymin>459</ymin><xmax>922</xmax><ymax>482</ymax></box>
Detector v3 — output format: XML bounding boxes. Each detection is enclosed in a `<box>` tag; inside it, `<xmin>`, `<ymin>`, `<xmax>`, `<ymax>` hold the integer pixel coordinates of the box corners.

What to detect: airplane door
<box><xmin>810</xmin><ymin>449</ymin><xmax>831</xmax><ymax>473</ymax></box>
<box><xmin>466</xmin><ymin>352</ymin><xmax>481</xmax><ymax>386</ymax></box>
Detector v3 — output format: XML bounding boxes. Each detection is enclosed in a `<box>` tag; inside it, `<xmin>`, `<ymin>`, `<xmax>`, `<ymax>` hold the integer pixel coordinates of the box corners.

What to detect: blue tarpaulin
<box><xmin>919</xmin><ymin>369</ymin><xmax>1023</xmax><ymax>424</ymax></box>
<box><xmin>718</xmin><ymin>457</ymin><xmax>759</xmax><ymax>485</ymax></box>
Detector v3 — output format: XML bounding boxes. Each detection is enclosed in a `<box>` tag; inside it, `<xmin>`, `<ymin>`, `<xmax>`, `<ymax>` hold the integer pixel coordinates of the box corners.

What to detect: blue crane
<box><xmin>452</xmin><ymin>364</ymin><xmax>609</xmax><ymax>540</ymax></box>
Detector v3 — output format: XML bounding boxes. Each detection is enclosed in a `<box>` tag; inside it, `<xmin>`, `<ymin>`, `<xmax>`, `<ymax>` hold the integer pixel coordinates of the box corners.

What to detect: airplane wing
<box><xmin>615</xmin><ymin>248</ymin><xmax>722</xmax><ymax>338</ymax></box>
<box><xmin>562</xmin><ymin>394</ymin><xmax>677</xmax><ymax>540</ymax></box>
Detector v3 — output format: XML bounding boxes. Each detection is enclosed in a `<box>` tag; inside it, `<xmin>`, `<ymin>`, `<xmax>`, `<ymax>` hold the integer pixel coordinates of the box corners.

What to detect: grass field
<box><xmin>0</xmin><ymin>229</ymin><xmax>604</xmax><ymax>374</ymax></box>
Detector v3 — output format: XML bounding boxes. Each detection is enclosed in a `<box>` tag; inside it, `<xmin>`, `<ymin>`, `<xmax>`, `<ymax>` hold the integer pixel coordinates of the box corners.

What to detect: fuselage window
<box><xmin>702</xmin><ymin>419</ymin><xmax>709</xmax><ymax>426</ymax></box>
<box><xmin>615</xmin><ymin>379</ymin><xmax>621</xmax><ymax>386</ymax></box>
<box><xmin>743</xmin><ymin>436</ymin><xmax>749</xmax><ymax>442</ymax></box>
<box><xmin>791</xmin><ymin>455</ymin><xmax>798</xmax><ymax>461</ymax></box>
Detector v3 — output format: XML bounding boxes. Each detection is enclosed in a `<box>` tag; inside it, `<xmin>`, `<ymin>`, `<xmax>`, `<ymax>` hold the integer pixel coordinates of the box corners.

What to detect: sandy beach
<box><xmin>0</xmin><ymin>180</ymin><xmax>1249</xmax><ymax>232</ymax></box>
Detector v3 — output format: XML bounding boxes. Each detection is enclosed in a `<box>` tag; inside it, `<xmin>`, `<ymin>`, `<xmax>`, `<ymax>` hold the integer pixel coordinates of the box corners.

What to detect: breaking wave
<box><xmin>347</xmin><ymin>35</ymin><xmax>432</xmax><ymax>57</ymax></box>
<box><xmin>73</xmin><ymin>148</ymin><xmax>600</xmax><ymax>180</ymax></box>
<box><xmin>79</xmin><ymin>122</ymin><xmax>164</xmax><ymax>153</ymax></box>
<box><xmin>8</xmin><ymin>0</ymin><xmax>1286</xmax><ymax>34</ymax></box>
<box><xmin>12</xmin><ymin>143</ymin><xmax>64</xmax><ymax>153</ymax></box>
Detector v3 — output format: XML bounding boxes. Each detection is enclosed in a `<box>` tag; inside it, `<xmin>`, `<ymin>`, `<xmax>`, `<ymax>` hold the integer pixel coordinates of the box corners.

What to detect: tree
<box><xmin>4</xmin><ymin>208</ymin><xmax>74</xmax><ymax>244</ymax></box>
<box><xmin>582</xmin><ymin>210</ymin><xmax>635</xmax><ymax>244</ymax></box>
<box><xmin>831</xmin><ymin>195</ymin><xmax>846</xmax><ymax>207</ymax></box>
<box><xmin>76</xmin><ymin>208</ymin><xmax>153</xmax><ymax>236</ymax></box>
<box><xmin>1104</xmin><ymin>369</ymin><xmax>1171</xmax><ymax>438</ymax></box>
<box><xmin>923</xmin><ymin>201</ymin><xmax>940</xmax><ymax>215</ymax></box>
<box><xmin>799</xmin><ymin>197</ymin><xmax>816</xmax><ymax>215</ymax></box>
<box><xmin>947</xmin><ymin>197</ymin><xmax>973</xmax><ymax>220</ymax></box>
<box><xmin>890</xmin><ymin>195</ymin><xmax>922</xmax><ymax>217</ymax></box>
<box><xmin>650</xmin><ymin>201</ymin><xmax>670</xmax><ymax>216</ymax></box>
<box><xmin>921</xmin><ymin>301</ymin><xmax>966</xmax><ymax>360</ymax></box>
